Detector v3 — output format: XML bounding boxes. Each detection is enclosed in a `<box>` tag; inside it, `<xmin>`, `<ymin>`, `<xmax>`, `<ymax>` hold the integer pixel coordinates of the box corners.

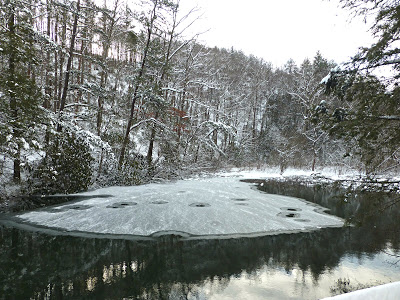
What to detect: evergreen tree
<box><xmin>0</xmin><ymin>0</ymin><xmax>44</xmax><ymax>182</ymax></box>
<box><xmin>322</xmin><ymin>0</ymin><xmax>400</xmax><ymax>173</ymax></box>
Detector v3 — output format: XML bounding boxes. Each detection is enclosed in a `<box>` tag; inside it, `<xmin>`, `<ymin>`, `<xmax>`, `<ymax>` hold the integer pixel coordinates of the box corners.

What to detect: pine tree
<box><xmin>321</xmin><ymin>0</ymin><xmax>400</xmax><ymax>173</ymax></box>
<box><xmin>0</xmin><ymin>0</ymin><xmax>44</xmax><ymax>182</ymax></box>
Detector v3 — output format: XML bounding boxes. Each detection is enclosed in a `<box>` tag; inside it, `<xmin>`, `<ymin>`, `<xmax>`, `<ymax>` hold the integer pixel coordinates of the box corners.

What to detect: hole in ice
<box><xmin>277</xmin><ymin>212</ymin><xmax>301</xmax><ymax>218</ymax></box>
<box><xmin>280</xmin><ymin>207</ymin><xmax>302</xmax><ymax>212</ymax></box>
<box><xmin>178</xmin><ymin>191</ymin><xmax>186</xmax><ymax>194</ymax></box>
<box><xmin>106</xmin><ymin>202</ymin><xmax>137</xmax><ymax>208</ymax></box>
<box><xmin>286</xmin><ymin>213</ymin><xmax>300</xmax><ymax>218</ymax></box>
<box><xmin>189</xmin><ymin>202</ymin><xmax>211</xmax><ymax>207</ymax></box>
<box><xmin>232</xmin><ymin>198</ymin><xmax>248</xmax><ymax>201</ymax></box>
<box><xmin>151</xmin><ymin>201</ymin><xmax>169</xmax><ymax>205</ymax></box>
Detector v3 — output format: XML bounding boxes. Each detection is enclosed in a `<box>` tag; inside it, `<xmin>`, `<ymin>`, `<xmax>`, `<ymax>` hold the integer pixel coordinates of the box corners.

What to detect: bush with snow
<box><xmin>30</xmin><ymin>130</ymin><xmax>94</xmax><ymax>194</ymax></box>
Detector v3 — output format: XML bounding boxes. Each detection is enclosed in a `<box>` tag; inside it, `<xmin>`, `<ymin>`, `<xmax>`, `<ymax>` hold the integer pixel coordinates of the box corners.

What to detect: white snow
<box><xmin>215</xmin><ymin>167</ymin><xmax>400</xmax><ymax>190</ymax></box>
<box><xmin>322</xmin><ymin>281</ymin><xmax>400</xmax><ymax>300</ymax></box>
<box><xmin>321</xmin><ymin>73</ymin><xmax>331</xmax><ymax>84</ymax></box>
<box><xmin>215</xmin><ymin>167</ymin><xmax>360</xmax><ymax>181</ymax></box>
<box><xmin>15</xmin><ymin>176</ymin><xmax>343</xmax><ymax>239</ymax></box>
<box><xmin>21</xmin><ymin>138</ymin><xmax>30</xmax><ymax>150</ymax></box>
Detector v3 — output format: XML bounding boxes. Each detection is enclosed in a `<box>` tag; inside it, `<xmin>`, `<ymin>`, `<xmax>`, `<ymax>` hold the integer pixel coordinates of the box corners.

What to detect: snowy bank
<box><xmin>322</xmin><ymin>281</ymin><xmax>400</xmax><ymax>300</ymax></box>
<box><xmin>10</xmin><ymin>176</ymin><xmax>343</xmax><ymax>239</ymax></box>
<box><xmin>216</xmin><ymin>167</ymin><xmax>400</xmax><ymax>192</ymax></box>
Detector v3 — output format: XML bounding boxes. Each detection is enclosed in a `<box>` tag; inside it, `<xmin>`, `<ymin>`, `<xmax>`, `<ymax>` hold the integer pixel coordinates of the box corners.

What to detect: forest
<box><xmin>0</xmin><ymin>0</ymin><xmax>399</xmax><ymax>200</ymax></box>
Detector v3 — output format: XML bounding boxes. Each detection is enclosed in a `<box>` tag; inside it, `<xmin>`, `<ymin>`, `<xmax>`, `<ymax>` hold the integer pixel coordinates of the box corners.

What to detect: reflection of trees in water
<box><xmin>253</xmin><ymin>178</ymin><xmax>400</xmax><ymax>229</ymax></box>
<box><xmin>257</xmin><ymin>179</ymin><xmax>400</xmax><ymax>254</ymax></box>
<box><xmin>0</xmin><ymin>227</ymin><xmax>397</xmax><ymax>299</ymax></box>
<box><xmin>1</xmin><ymin>181</ymin><xmax>400</xmax><ymax>299</ymax></box>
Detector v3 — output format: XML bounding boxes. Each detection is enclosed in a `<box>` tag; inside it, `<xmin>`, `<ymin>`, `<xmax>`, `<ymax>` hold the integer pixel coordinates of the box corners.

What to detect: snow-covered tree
<box><xmin>322</xmin><ymin>0</ymin><xmax>400</xmax><ymax>173</ymax></box>
<box><xmin>0</xmin><ymin>0</ymin><xmax>45</xmax><ymax>182</ymax></box>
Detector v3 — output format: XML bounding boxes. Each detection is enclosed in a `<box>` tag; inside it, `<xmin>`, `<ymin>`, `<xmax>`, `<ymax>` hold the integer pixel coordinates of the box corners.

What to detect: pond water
<box><xmin>1</xmin><ymin>179</ymin><xmax>400</xmax><ymax>300</ymax></box>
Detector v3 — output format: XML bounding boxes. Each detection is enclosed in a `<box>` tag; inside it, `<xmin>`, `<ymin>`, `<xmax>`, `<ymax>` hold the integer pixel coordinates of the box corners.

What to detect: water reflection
<box><xmin>1</xmin><ymin>180</ymin><xmax>400</xmax><ymax>299</ymax></box>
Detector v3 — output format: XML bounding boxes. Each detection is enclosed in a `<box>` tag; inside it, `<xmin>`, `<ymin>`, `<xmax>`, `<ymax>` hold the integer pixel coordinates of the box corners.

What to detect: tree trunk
<box><xmin>7</xmin><ymin>3</ymin><xmax>20</xmax><ymax>182</ymax></box>
<box><xmin>312</xmin><ymin>142</ymin><xmax>317</xmax><ymax>172</ymax></box>
<box><xmin>58</xmin><ymin>0</ymin><xmax>80</xmax><ymax>131</ymax></box>
<box><xmin>53</xmin><ymin>14</ymin><xmax>59</xmax><ymax>112</ymax></box>
<box><xmin>119</xmin><ymin>0</ymin><xmax>158</xmax><ymax>169</ymax></box>
<box><xmin>57</xmin><ymin>15</ymin><xmax>67</xmax><ymax>110</ymax></box>
<box><xmin>146</xmin><ymin>6</ymin><xmax>179</xmax><ymax>168</ymax></box>
<box><xmin>44</xmin><ymin>0</ymin><xmax>52</xmax><ymax>109</ymax></box>
<box><xmin>96</xmin><ymin>0</ymin><xmax>116</xmax><ymax>136</ymax></box>
<box><xmin>147</xmin><ymin>112</ymin><xmax>159</xmax><ymax>167</ymax></box>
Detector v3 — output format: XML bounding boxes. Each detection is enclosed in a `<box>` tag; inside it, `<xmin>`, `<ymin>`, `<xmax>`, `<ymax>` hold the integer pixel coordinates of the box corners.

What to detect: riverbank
<box><xmin>217</xmin><ymin>167</ymin><xmax>400</xmax><ymax>193</ymax></box>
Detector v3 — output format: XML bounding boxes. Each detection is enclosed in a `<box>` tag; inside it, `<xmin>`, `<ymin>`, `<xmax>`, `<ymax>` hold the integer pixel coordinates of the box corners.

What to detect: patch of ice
<box><xmin>15</xmin><ymin>177</ymin><xmax>343</xmax><ymax>239</ymax></box>
<box><xmin>322</xmin><ymin>281</ymin><xmax>400</xmax><ymax>299</ymax></box>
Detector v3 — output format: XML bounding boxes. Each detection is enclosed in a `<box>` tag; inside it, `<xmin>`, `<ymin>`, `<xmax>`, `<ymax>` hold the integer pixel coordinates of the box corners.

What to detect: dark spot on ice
<box><xmin>106</xmin><ymin>202</ymin><xmax>137</xmax><ymax>208</ymax></box>
<box><xmin>66</xmin><ymin>205</ymin><xmax>92</xmax><ymax>210</ymax></box>
<box><xmin>280</xmin><ymin>207</ymin><xmax>302</xmax><ymax>212</ymax></box>
<box><xmin>232</xmin><ymin>198</ymin><xmax>248</xmax><ymax>201</ymax></box>
<box><xmin>151</xmin><ymin>201</ymin><xmax>169</xmax><ymax>205</ymax></box>
<box><xmin>295</xmin><ymin>219</ymin><xmax>310</xmax><ymax>223</ymax></box>
<box><xmin>189</xmin><ymin>202</ymin><xmax>211</xmax><ymax>207</ymax></box>
<box><xmin>178</xmin><ymin>191</ymin><xmax>186</xmax><ymax>194</ymax></box>
<box><xmin>235</xmin><ymin>203</ymin><xmax>249</xmax><ymax>206</ymax></box>
<box><xmin>150</xmin><ymin>231</ymin><xmax>191</xmax><ymax>238</ymax></box>
<box><xmin>277</xmin><ymin>212</ymin><xmax>301</xmax><ymax>218</ymax></box>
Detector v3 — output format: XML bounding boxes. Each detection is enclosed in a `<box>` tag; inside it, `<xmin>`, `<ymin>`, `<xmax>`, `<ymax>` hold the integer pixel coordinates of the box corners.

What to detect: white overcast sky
<box><xmin>178</xmin><ymin>0</ymin><xmax>375</xmax><ymax>68</ymax></box>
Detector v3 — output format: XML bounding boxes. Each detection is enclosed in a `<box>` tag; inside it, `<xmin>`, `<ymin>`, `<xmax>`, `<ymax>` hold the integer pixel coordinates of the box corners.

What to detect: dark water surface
<box><xmin>1</xmin><ymin>179</ymin><xmax>400</xmax><ymax>299</ymax></box>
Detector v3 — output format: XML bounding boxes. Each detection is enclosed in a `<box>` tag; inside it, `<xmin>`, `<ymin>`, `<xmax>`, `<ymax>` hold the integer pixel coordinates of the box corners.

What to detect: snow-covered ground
<box><xmin>216</xmin><ymin>166</ymin><xmax>398</xmax><ymax>181</ymax></box>
<box><xmin>13</xmin><ymin>175</ymin><xmax>343</xmax><ymax>239</ymax></box>
<box><xmin>215</xmin><ymin>167</ymin><xmax>400</xmax><ymax>191</ymax></box>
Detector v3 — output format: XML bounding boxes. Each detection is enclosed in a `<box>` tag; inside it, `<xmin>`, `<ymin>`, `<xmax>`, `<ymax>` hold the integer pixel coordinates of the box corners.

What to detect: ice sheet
<box><xmin>15</xmin><ymin>177</ymin><xmax>343</xmax><ymax>239</ymax></box>
<box><xmin>322</xmin><ymin>281</ymin><xmax>400</xmax><ymax>299</ymax></box>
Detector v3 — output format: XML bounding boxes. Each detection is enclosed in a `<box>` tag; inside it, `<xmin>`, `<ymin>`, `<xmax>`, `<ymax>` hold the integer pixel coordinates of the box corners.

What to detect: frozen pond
<box><xmin>1</xmin><ymin>176</ymin><xmax>400</xmax><ymax>299</ymax></box>
<box><xmin>9</xmin><ymin>177</ymin><xmax>343</xmax><ymax>239</ymax></box>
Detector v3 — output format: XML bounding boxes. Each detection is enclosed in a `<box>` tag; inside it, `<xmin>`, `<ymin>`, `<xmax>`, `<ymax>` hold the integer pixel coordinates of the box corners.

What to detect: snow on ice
<box><xmin>322</xmin><ymin>281</ymin><xmax>400</xmax><ymax>300</ymax></box>
<box><xmin>14</xmin><ymin>175</ymin><xmax>343</xmax><ymax>239</ymax></box>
